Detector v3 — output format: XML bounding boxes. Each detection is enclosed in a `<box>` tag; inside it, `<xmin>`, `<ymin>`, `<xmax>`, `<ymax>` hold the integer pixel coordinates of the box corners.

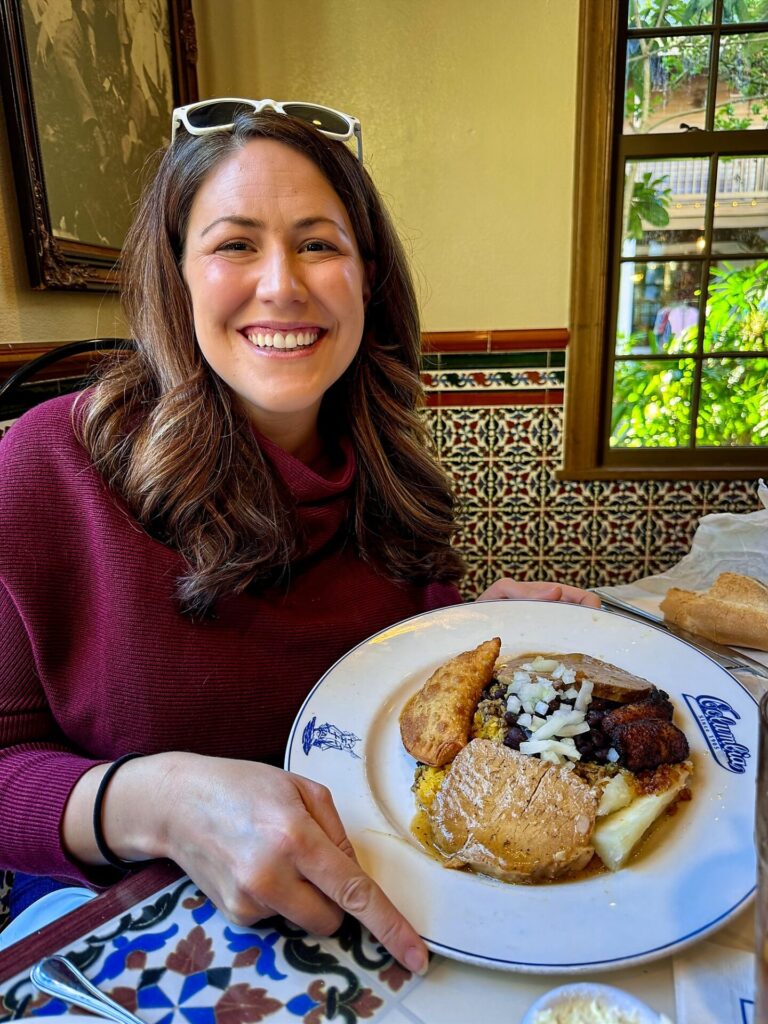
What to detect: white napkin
<box><xmin>673</xmin><ymin>940</ymin><xmax>755</xmax><ymax>1024</ymax></box>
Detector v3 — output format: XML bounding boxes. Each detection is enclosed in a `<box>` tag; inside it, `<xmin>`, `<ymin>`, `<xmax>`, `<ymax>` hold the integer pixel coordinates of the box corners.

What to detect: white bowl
<box><xmin>521</xmin><ymin>982</ymin><xmax>666</xmax><ymax>1024</ymax></box>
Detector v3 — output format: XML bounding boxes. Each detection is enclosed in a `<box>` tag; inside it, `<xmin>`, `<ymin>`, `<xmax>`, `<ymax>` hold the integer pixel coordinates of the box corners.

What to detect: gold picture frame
<box><xmin>0</xmin><ymin>0</ymin><xmax>198</xmax><ymax>290</ymax></box>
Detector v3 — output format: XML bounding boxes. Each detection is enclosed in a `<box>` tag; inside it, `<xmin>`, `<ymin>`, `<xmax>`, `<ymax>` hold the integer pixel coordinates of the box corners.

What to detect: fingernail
<box><xmin>404</xmin><ymin>946</ymin><xmax>429</xmax><ymax>977</ymax></box>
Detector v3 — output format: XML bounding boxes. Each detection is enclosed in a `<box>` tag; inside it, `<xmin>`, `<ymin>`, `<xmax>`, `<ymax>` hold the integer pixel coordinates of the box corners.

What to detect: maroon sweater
<box><xmin>0</xmin><ymin>394</ymin><xmax>461</xmax><ymax>883</ymax></box>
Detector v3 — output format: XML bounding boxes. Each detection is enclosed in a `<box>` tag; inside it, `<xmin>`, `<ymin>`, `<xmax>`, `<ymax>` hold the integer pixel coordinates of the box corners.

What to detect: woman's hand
<box><xmin>86</xmin><ymin>754</ymin><xmax>428</xmax><ymax>976</ymax></box>
<box><xmin>476</xmin><ymin>578</ymin><xmax>601</xmax><ymax>608</ymax></box>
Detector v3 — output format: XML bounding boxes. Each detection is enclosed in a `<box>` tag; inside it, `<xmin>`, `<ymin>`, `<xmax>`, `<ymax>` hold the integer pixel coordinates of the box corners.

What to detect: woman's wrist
<box><xmin>92</xmin><ymin>753</ymin><xmax>144</xmax><ymax>868</ymax></box>
<box><xmin>62</xmin><ymin>750</ymin><xmax>190</xmax><ymax>868</ymax></box>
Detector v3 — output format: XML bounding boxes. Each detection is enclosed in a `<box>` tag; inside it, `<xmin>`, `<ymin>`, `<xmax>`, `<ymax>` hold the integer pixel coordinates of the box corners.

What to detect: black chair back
<box><xmin>0</xmin><ymin>338</ymin><xmax>134</xmax><ymax>418</ymax></box>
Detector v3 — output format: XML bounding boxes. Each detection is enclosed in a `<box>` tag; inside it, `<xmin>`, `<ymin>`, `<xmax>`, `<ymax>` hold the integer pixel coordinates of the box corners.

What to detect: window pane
<box><xmin>627</xmin><ymin>0</ymin><xmax>712</xmax><ymax>28</ymax></box>
<box><xmin>698</xmin><ymin>358</ymin><xmax>768</xmax><ymax>445</ymax></box>
<box><xmin>624</xmin><ymin>35</ymin><xmax>711</xmax><ymax>134</ymax></box>
<box><xmin>616</xmin><ymin>261</ymin><xmax>702</xmax><ymax>354</ymax></box>
<box><xmin>715</xmin><ymin>34</ymin><xmax>768</xmax><ymax>130</ymax></box>
<box><xmin>610</xmin><ymin>359</ymin><xmax>694</xmax><ymax>447</ymax></box>
<box><xmin>712</xmin><ymin>156</ymin><xmax>768</xmax><ymax>254</ymax></box>
<box><xmin>621</xmin><ymin>158</ymin><xmax>708</xmax><ymax>257</ymax></box>
<box><xmin>722</xmin><ymin>0</ymin><xmax>768</xmax><ymax>23</ymax></box>
<box><xmin>705</xmin><ymin>258</ymin><xmax>768</xmax><ymax>351</ymax></box>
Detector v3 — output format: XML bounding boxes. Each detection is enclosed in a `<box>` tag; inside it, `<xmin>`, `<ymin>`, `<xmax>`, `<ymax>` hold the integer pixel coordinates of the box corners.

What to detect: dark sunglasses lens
<box><xmin>282</xmin><ymin>103</ymin><xmax>349</xmax><ymax>135</ymax></box>
<box><xmin>186</xmin><ymin>101</ymin><xmax>253</xmax><ymax>130</ymax></box>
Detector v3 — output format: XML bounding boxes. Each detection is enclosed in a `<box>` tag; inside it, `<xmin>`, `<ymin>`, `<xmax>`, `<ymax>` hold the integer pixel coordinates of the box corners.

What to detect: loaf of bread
<box><xmin>660</xmin><ymin>572</ymin><xmax>768</xmax><ymax>651</ymax></box>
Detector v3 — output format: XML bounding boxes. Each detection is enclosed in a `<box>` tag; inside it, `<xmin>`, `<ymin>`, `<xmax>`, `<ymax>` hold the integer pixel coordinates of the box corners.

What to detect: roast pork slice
<box><xmin>500</xmin><ymin>652</ymin><xmax>654</xmax><ymax>705</ymax></box>
<box><xmin>427</xmin><ymin>739</ymin><xmax>598</xmax><ymax>882</ymax></box>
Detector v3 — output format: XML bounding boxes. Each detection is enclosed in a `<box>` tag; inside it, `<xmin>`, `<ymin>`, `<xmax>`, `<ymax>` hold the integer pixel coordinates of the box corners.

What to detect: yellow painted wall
<box><xmin>0</xmin><ymin>105</ymin><xmax>126</xmax><ymax>345</ymax></box>
<box><xmin>192</xmin><ymin>0</ymin><xmax>579</xmax><ymax>332</ymax></box>
<box><xmin>0</xmin><ymin>1</ymin><xmax>578</xmax><ymax>344</ymax></box>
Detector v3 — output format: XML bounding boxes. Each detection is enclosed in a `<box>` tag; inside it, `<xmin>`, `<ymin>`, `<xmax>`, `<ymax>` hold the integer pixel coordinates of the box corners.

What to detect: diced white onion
<box><xmin>517</xmin><ymin>712</ymin><xmax>532</xmax><ymax>728</ymax></box>
<box><xmin>527</xmin><ymin>708</ymin><xmax>583</xmax><ymax>742</ymax></box>
<box><xmin>534</xmin><ymin>700</ymin><xmax>550</xmax><ymax>716</ymax></box>
<box><xmin>558</xmin><ymin>721</ymin><xmax>591</xmax><ymax>737</ymax></box>
<box><xmin>606</xmin><ymin>747</ymin><xmax>620</xmax><ymax>763</ymax></box>
<box><xmin>575</xmin><ymin>679</ymin><xmax>594</xmax><ymax>712</ymax></box>
<box><xmin>506</xmin><ymin>694</ymin><xmax>521</xmax><ymax>715</ymax></box>
<box><xmin>540</xmin><ymin>750</ymin><xmax>562</xmax><ymax>765</ymax></box>
<box><xmin>519</xmin><ymin>738</ymin><xmax>582</xmax><ymax>760</ymax></box>
<box><xmin>529</xmin><ymin>657</ymin><xmax>559</xmax><ymax>673</ymax></box>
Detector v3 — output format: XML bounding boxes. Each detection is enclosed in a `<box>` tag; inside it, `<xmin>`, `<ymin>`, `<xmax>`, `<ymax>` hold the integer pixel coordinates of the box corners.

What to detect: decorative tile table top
<box><xmin>0</xmin><ymin>873</ymin><xmax>423</xmax><ymax>1024</ymax></box>
<box><xmin>0</xmin><ymin>863</ymin><xmax>689</xmax><ymax>1024</ymax></box>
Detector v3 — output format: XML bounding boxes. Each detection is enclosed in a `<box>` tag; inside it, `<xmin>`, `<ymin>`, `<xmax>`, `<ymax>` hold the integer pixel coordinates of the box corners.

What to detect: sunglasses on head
<box><xmin>171</xmin><ymin>97</ymin><xmax>363</xmax><ymax>161</ymax></box>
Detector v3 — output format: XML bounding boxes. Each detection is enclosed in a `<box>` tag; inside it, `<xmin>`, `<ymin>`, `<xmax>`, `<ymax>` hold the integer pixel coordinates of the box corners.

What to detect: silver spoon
<box><xmin>30</xmin><ymin>954</ymin><xmax>146</xmax><ymax>1024</ymax></box>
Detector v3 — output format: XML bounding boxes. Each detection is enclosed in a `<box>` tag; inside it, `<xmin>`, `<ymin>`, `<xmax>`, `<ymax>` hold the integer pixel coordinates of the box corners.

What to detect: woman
<box><xmin>0</xmin><ymin>100</ymin><xmax>598</xmax><ymax>967</ymax></box>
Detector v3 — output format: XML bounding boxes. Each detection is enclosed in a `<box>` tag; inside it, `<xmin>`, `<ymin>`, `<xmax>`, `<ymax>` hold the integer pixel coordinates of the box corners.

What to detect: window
<box><xmin>564</xmin><ymin>0</ymin><xmax>768</xmax><ymax>478</ymax></box>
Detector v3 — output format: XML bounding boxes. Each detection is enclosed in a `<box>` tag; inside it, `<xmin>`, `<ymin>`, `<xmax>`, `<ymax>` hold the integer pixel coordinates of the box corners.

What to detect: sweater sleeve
<box><xmin>0</xmin><ymin>576</ymin><xmax>106</xmax><ymax>884</ymax></box>
<box><xmin>423</xmin><ymin>581</ymin><xmax>464</xmax><ymax>610</ymax></box>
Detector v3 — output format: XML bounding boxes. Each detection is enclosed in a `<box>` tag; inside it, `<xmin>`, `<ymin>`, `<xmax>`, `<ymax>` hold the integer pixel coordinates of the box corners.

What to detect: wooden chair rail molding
<box><xmin>0</xmin><ymin>329</ymin><xmax>571</xmax><ymax>385</ymax></box>
<box><xmin>0</xmin><ymin>339</ymin><xmax>128</xmax><ymax>384</ymax></box>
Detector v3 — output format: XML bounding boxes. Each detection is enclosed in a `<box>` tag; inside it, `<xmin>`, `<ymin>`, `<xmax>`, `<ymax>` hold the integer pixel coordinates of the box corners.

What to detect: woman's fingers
<box><xmin>295</xmin><ymin>821</ymin><xmax>428</xmax><ymax>975</ymax></box>
<box><xmin>476</xmin><ymin>577</ymin><xmax>600</xmax><ymax>608</ymax></box>
<box><xmin>556</xmin><ymin>584</ymin><xmax>601</xmax><ymax>608</ymax></box>
<box><xmin>293</xmin><ymin>775</ymin><xmax>360</xmax><ymax>865</ymax></box>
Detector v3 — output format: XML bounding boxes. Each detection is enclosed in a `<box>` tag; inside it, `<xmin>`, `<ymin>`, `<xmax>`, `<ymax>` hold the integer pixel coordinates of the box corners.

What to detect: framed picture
<box><xmin>0</xmin><ymin>0</ymin><xmax>198</xmax><ymax>290</ymax></box>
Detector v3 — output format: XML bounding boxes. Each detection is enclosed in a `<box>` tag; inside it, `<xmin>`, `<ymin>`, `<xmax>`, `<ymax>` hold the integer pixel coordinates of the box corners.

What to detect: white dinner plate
<box><xmin>284</xmin><ymin>601</ymin><xmax>758</xmax><ymax>973</ymax></box>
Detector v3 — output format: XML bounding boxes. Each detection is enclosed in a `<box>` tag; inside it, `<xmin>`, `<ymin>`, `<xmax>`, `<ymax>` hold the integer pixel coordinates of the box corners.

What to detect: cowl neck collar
<box><xmin>255</xmin><ymin>432</ymin><xmax>356</xmax><ymax>560</ymax></box>
<box><xmin>256</xmin><ymin>432</ymin><xmax>356</xmax><ymax>502</ymax></box>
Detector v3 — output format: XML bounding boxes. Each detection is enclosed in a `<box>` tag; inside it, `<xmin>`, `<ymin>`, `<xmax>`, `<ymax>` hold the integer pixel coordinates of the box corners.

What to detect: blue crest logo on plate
<box><xmin>683</xmin><ymin>693</ymin><xmax>751</xmax><ymax>774</ymax></box>
<box><xmin>301</xmin><ymin>716</ymin><xmax>361</xmax><ymax>759</ymax></box>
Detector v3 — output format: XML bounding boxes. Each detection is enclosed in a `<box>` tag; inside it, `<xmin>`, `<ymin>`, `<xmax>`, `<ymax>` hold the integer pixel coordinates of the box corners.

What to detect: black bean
<box><xmin>504</xmin><ymin>711</ymin><xmax>519</xmax><ymax>726</ymax></box>
<box><xmin>504</xmin><ymin>725</ymin><xmax>527</xmax><ymax>750</ymax></box>
<box><xmin>574</xmin><ymin>733</ymin><xmax>594</xmax><ymax>755</ymax></box>
<box><xmin>590</xmin><ymin>697</ymin><xmax>619</xmax><ymax>711</ymax></box>
<box><xmin>586</xmin><ymin>709</ymin><xmax>605</xmax><ymax>727</ymax></box>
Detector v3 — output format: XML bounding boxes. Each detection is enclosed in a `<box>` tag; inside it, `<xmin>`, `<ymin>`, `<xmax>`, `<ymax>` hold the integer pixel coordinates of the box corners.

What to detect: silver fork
<box><xmin>30</xmin><ymin>954</ymin><xmax>146</xmax><ymax>1024</ymax></box>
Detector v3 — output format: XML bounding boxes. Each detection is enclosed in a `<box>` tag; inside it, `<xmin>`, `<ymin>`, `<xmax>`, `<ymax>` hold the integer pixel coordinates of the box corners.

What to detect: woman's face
<box><xmin>182</xmin><ymin>138</ymin><xmax>369</xmax><ymax>456</ymax></box>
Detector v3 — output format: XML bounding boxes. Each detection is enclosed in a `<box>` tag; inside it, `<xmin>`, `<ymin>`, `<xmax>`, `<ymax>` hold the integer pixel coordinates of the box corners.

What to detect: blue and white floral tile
<box><xmin>0</xmin><ymin>878</ymin><xmax>431</xmax><ymax>1024</ymax></box>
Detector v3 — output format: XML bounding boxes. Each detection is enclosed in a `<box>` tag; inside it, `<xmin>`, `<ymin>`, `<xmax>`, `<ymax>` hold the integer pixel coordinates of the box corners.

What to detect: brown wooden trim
<box><xmin>426</xmin><ymin>389</ymin><xmax>564</xmax><ymax>408</ymax></box>
<box><xmin>561</xmin><ymin>0</ymin><xmax>619</xmax><ymax>479</ymax></box>
<box><xmin>421</xmin><ymin>328</ymin><xmax>569</xmax><ymax>354</ymax></box>
<box><xmin>0</xmin><ymin>861</ymin><xmax>182</xmax><ymax>983</ymax></box>
<box><xmin>558</xmin><ymin>466</ymin><xmax>763</xmax><ymax>482</ymax></box>
<box><xmin>490</xmin><ymin>330</ymin><xmax>569</xmax><ymax>351</ymax></box>
<box><xmin>421</xmin><ymin>331</ymin><xmax>490</xmax><ymax>352</ymax></box>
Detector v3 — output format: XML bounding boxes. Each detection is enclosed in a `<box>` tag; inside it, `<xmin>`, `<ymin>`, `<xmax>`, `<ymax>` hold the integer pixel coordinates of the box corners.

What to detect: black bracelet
<box><xmin>92</xmin><ymin>752</ymin><xmax>143</xmax><ymax>870</ymax></box>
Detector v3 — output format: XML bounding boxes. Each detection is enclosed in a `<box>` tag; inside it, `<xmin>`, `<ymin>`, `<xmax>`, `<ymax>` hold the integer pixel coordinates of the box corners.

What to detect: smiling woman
<box><xmin>0</xmin><ymin>101</ymin><xmax>598</xmax><ymax>966</ymax></box>
<box><xmin>182</xmin><ymin>139</ymin><xmax>369</xmax><ymax>460</ymax></box>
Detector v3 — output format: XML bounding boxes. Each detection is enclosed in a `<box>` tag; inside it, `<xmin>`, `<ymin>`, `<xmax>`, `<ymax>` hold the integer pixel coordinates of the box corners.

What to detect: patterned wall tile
<box><xmin>703</xmin><ymin>480</ymin><xmax>760</xmax><ymax>513</ymax></box>
<box><xmin>433</xmin><ymin>408</ymin><xmax>494</xmax><ymax>461</ymax></box>
<box><xmin>431</xmin><ymin>400</ymin><xmax>763</xmax><ymax>598</ymax></box>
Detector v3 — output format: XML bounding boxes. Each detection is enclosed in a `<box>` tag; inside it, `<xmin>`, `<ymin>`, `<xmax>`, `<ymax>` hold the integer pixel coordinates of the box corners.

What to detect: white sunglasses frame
<box><xmin>171</xmin><ymin>97</ymin><xmax>363</xmax><ymax>161</ymax></box>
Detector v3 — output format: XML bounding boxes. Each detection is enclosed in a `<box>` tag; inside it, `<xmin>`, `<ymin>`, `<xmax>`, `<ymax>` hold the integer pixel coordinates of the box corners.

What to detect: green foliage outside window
<box><xmin>611</xmin><ymin>258</ymin><xmax>768</xmax><ymax>447</ymax></box>
<box><xmin>626</xmin><ymin>0</ymin><xmax>768</xmax><ymax>133</ymax></box>
<box><xmin>613</xmin><ymin>3</ymin><xmax>768</xmax><ymax>451</ymax></box>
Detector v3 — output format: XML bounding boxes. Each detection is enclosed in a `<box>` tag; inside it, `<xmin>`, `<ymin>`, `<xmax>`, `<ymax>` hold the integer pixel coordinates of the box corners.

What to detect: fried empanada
<box><xmin>399</xmin><ymin>637</ymin><xmax>501</xmax><ymax>766</ymax></box>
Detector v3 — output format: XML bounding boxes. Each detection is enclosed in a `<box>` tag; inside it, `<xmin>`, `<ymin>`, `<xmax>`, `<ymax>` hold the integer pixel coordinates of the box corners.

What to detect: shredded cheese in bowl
<box><xmin>521</xmin><ymin>983</ymin><xmax>666</xmax><ymax>1024</ymax></box>
<box><xmin>531</xmin><ymin>999</ymin><xmax>641</xmax><ymax>1024</ymax></box>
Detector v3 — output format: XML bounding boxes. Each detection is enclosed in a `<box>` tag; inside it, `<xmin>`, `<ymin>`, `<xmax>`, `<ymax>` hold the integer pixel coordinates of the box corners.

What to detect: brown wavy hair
<box><xmin>77</xmin><ymin>110</ymin><xmax>465</xmax><ymax>614</ymax></box>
